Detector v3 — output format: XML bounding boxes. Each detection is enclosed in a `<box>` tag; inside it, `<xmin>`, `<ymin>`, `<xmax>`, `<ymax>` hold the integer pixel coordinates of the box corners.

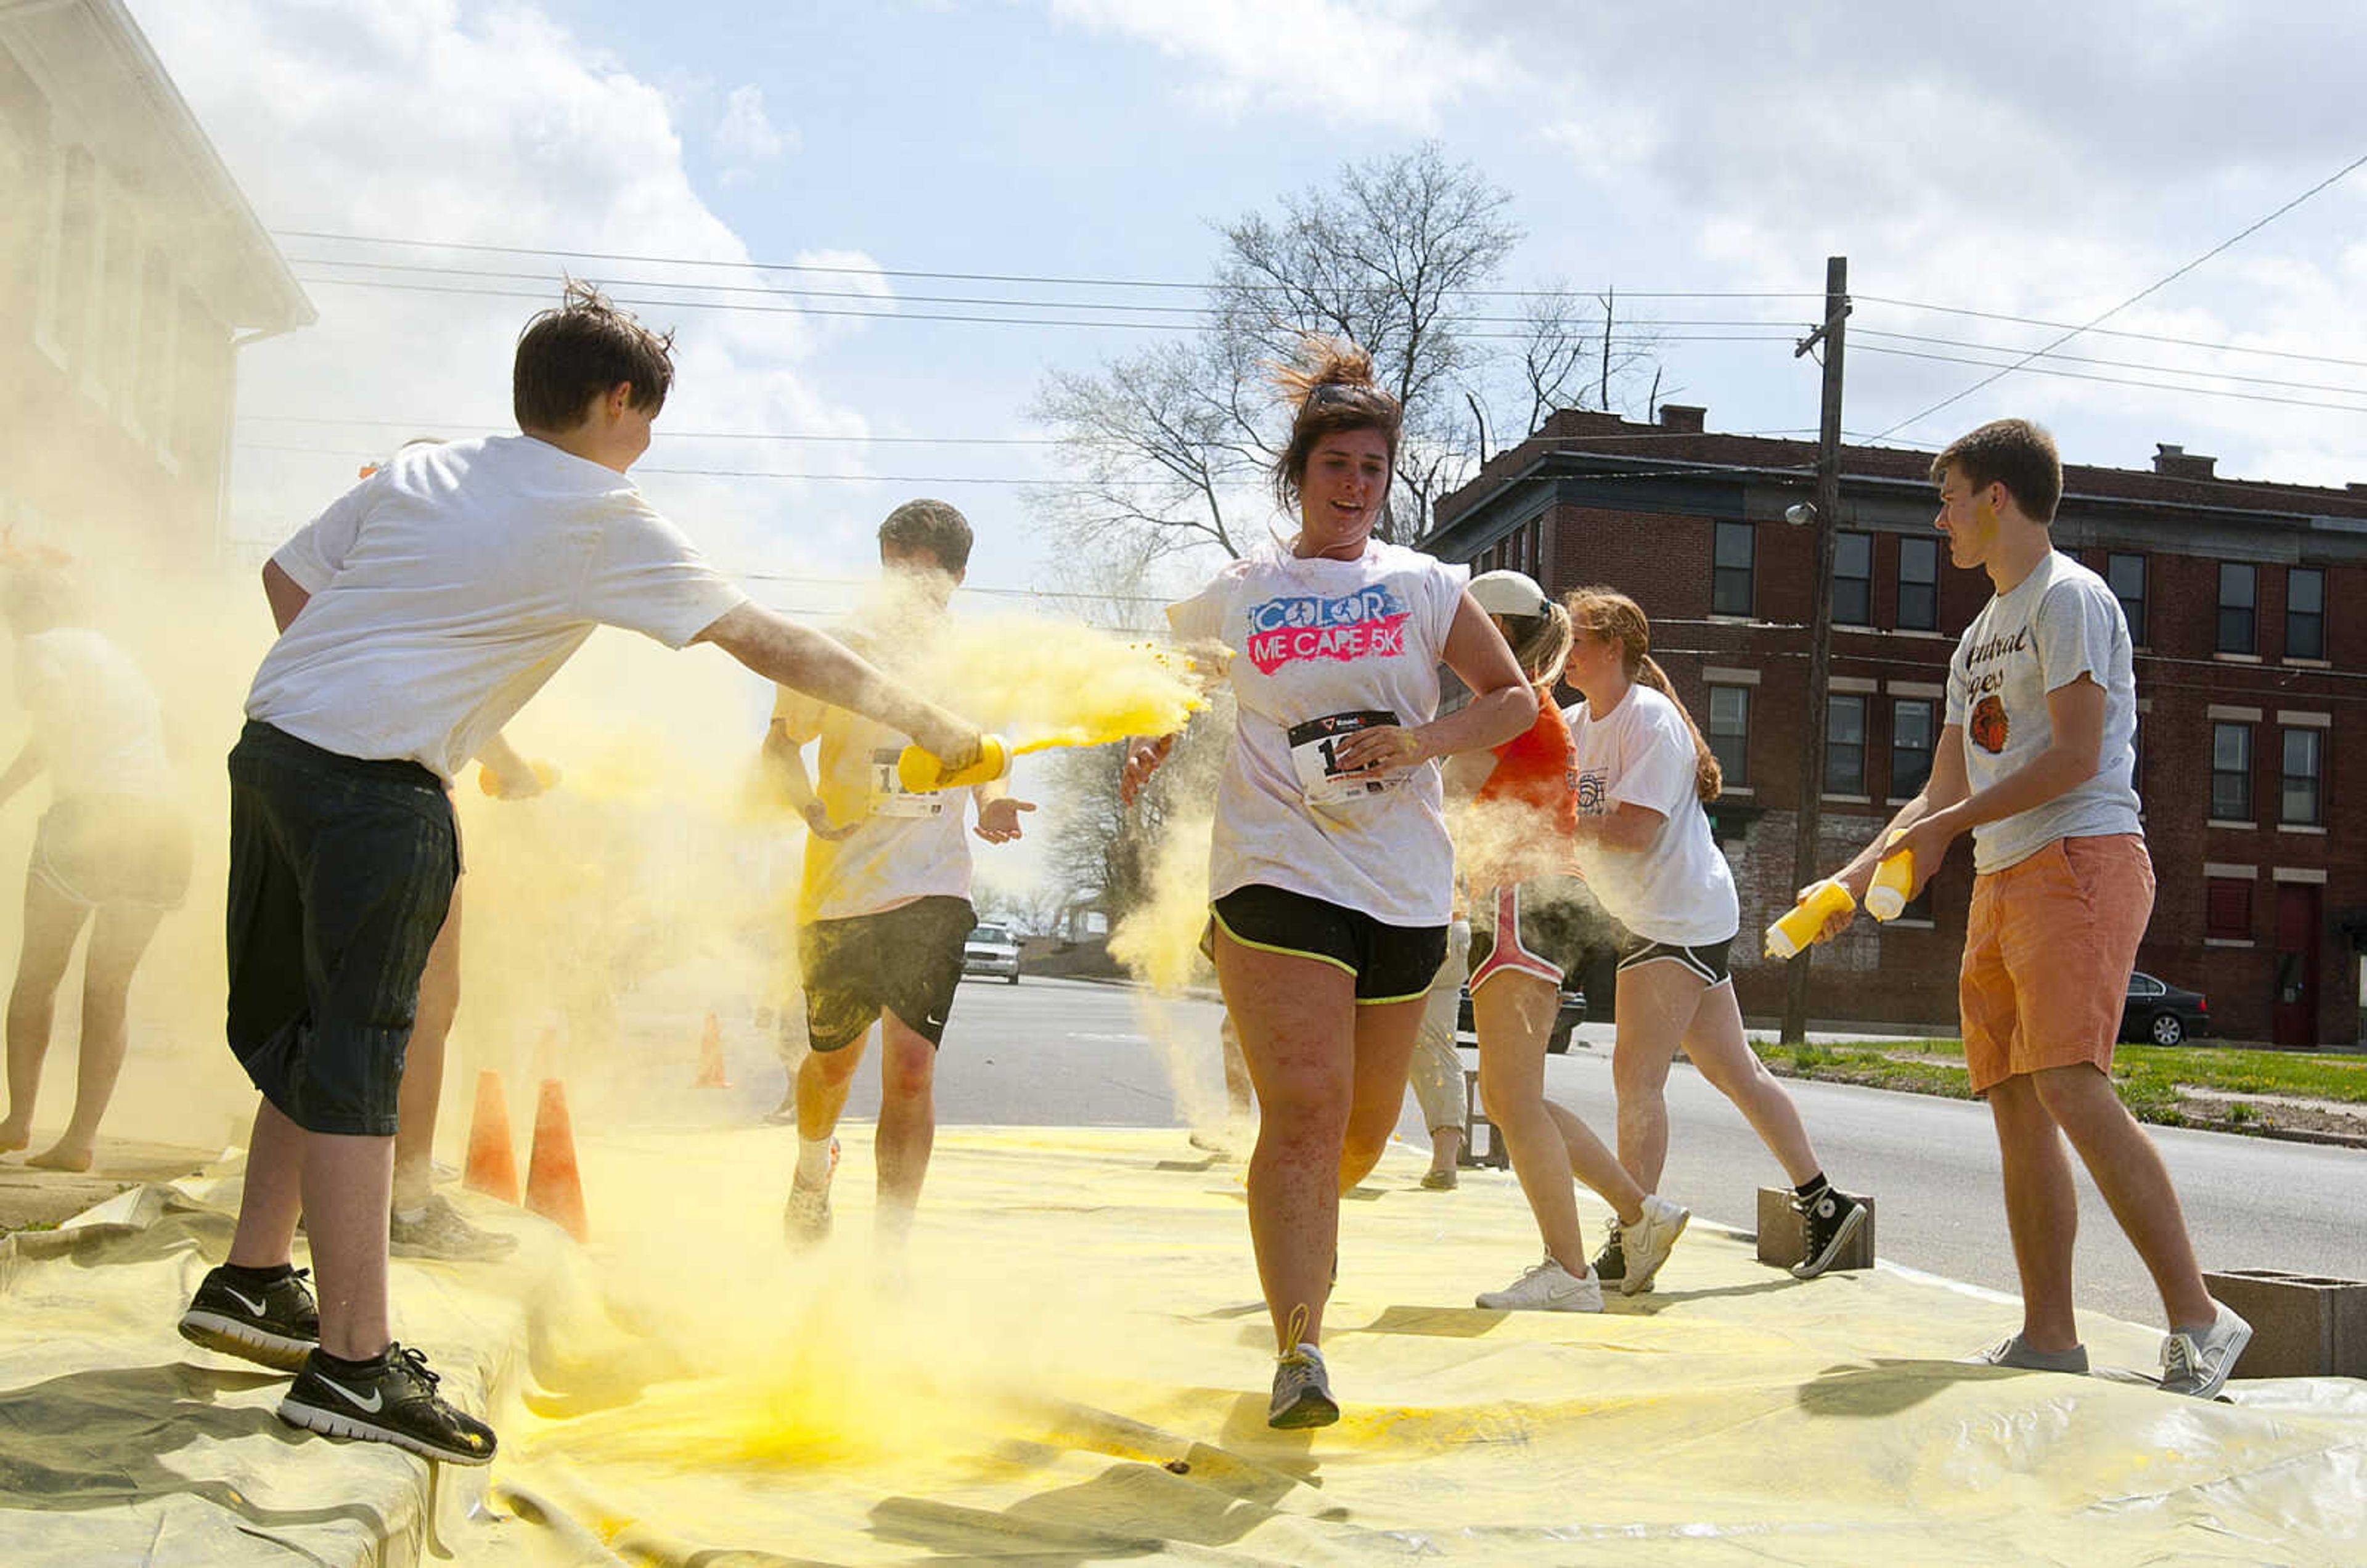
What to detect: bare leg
<box><xmin>1220</xmin><ymin>1018</ymin><xmax>1256</xmax><ymax>1127</ymax></box>
<box><xmin>2032</xmin><ymin>1064</ymin><xmax>2215</xmax><ymax>1329</ymax></box>
<box><xmin>1675</xmin><ymin>981</ymin><xmax>1822</xmax><ymax>1187</ymax></box>
<box><xmin>2</xmin><ymin>874</ymin><xmax>92</xmax><ymax>1151</ymax></box>
<box><xmin>1216</xmin><ymin>931</ymin><xmax>1356</xmax><ymax>1352</ymax></box>
<box><xmin>797</xmin><ymin>1024</ymin><xmax>872</xmax><ymax>1142</ymax></box>
<box><xmin>1337</xmin><ymin>997</ymin><xmax>1423</xmax><ymax>1193</ymax></box>
<box><xmin>875</xmin><ymin>1012</ymin><xmax>937</xmax><ymax>1214</ymax></box>
<box><xmin>31</xmin><ymin>900</ymin><xmax>167</xmax><ymax>1171</ymax></box>
<box><xmin>1541</xmin><ymin>1101</ymin><xmax>1646</xmax><ymax>1227</ymax></box>
<box><xmin>1477</xmin><ymin>973</ymin><xmax>1597</xmax><ymax>1273</ymax></box>
<box><xmin>1609</xmin><ymin>962</ymin><xmax>1695</xmax><ymax>1193</ymax></box>
<box><xmin>302</xmin><ymin>1129</ymin><xmax>397</xmax><ymax>1359</ymax></box>
<box><xmin>391</xmin><ymin>887</ymin><xmax>462</xmax><ymax>1215</ymax></box>
<box><xmin>1428</xmin><ymin>1123</ymin><xmax>1463</xmax><ymax>1175</ymax></box>
<box><xmin>1985</xmin><ymin>1074</ymin><xmax>2082</xmax><ymax>1352</ymax></box>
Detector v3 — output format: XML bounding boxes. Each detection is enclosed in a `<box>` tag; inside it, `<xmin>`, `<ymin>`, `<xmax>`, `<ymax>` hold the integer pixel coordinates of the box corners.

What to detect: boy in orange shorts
<box><xmin>1807</xmin><ymin>417</ymin><xmax>2247</xmax><ymax>1397</ymax></box>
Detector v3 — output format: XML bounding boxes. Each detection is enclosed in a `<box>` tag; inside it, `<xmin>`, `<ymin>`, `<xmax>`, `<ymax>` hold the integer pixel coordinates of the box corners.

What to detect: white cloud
<box><xmin>1046</xmin><ymin>0</ymin><xmax>1510</xmax><ymax>128</ymax></box>
<box><xmin>713</xmin><ymin>83</ymin><xmax>793</xmax><ymax>182</ymax></box>
<box><xmin>127</xmin><ymin>0</ymin><xmax>890</xmax><ymax>575</ymax></box>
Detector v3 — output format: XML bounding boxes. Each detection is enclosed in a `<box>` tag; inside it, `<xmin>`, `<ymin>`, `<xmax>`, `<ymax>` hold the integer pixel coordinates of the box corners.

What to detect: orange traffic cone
<box><xmin>695</xmin><ymin>1011</ymin><xmax>730</xmax><ymax>1088</ymax></box>
<box><xmin>524</xmin><ymin>1078</ymin><xmax>588</xmax><ymax>1242</ymax></box>
<box><xmin>462</xmin><ymin>1069</ymin><xmax>520</xmax><ymax>1204</ymax></box>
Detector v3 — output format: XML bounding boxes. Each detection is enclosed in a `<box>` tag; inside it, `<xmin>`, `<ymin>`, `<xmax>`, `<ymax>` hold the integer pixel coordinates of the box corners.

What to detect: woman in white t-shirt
<box><xmin>1123</xmin><ymin>343</ymin><xmax>1534</xmax><ymax>1429</ymax></box>
<box><xmin>0</xmin><ymin>566</ymin><xmax>192</xmax><ymax>1172</ymax></box>
<box><xmin>1562</xmin><ymin>587</ymin><xmax>1867</xmax><ymax>1286</ymax></box>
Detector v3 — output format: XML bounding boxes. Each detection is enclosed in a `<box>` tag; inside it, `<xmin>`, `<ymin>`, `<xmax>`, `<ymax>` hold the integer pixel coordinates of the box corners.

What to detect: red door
<box><xmin>2273</xmin><ymin>883</ymin><xmax>2321</xmax><ymax>1047</ymax></box>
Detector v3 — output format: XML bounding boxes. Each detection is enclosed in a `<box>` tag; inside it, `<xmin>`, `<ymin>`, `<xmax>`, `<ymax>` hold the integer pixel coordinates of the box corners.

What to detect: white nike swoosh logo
<box><xmin>226</xmin><ymin>1286</ymin><xmax>269</xmax><ymax>1317</ymax></box>
<box><xmin>316</xmin><ymin>1375</ymin><xmax>384</xmax><ymax>1414</ymax></box>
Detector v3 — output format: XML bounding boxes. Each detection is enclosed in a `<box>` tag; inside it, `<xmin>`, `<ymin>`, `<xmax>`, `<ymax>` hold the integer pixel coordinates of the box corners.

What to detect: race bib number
<box><xmin>1288</xmin><ymin>710</ymin><xmax>1404</xmax><ymax>806</ymax></box>
<box><xmin>868</xmin><ymin>748</ymin><xmax>946</xmax><ymax>819</ymax></box>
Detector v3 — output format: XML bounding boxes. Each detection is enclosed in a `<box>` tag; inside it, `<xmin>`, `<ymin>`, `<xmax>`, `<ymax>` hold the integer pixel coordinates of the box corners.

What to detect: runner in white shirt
<box><xmin>1561</xmin><ymin>586</ymin><xmax>1868</xmax><ymax>1285</ymax></box>
<box><xmin>173</xmin><ymin>284</ymin><xmax>983</xmax><ymax>1468</ymax></box>
<box><xmin>0</xmin><ymin>571</ymin><xmax>192</xmax><ymax>1172</ymax></box>
<box><xmin>770</xmin><ymin>500</ymin><xmax>1033</xmax><ymax>1252</ymax></box>
<box><xmin>1122</xmin><ymin>343</ymin><xmax>1534</xmax><ymax>1428</ymax></box>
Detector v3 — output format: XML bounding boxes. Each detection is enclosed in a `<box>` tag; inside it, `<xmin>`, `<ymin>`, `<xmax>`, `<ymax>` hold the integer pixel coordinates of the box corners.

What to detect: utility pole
<box><xmin>1781</xmin><ymin>256</ymin><xmax>1849</xmax><ymax>1045</ymax></box>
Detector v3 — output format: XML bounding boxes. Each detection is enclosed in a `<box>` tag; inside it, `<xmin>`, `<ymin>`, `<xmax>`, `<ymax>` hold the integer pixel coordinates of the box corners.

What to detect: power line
<box><xmin>1856</xmin><ymin>296</ymin><xmax>2367</xmax><ymax>373</ymax></box>
<box><xmin>274</xmin><ymin>228</ymin><xmax>1823</xmax><ymax>301</ymax></box>
<box><xmin>287</xmin><ymin>253</ymin><xmax>1810</xmax><ymax>332</ymax></box>
<box><xmin>286</xmin><ymin>272</ymin><xmax>1807</xmax><ymax>345</ymax></box>
<box><xmin>1857</xmin><ymin>344</ymin><xmax>2367</xmax><ymax>415</ymax></box>
<box><xmin>1870</xmin><ymin>147</ymin><xmax>2367</xmax><ymax>439</ymax></box>
<box><xmin>1854</xmin><ymin>329</ymin><xmax>2367</xmax><ymax>399</ymax></box>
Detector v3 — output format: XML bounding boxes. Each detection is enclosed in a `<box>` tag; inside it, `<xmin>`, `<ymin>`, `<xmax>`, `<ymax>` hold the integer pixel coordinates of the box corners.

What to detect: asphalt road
<box><xmin>869</xmin><ymin>976</ymin><xmax>2367</xmax><ymax>1328</ymax></box>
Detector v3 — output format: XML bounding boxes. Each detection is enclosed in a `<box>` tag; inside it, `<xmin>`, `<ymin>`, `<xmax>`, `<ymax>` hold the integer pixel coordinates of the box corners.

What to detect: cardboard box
<box><xmin>1756</xmin><ymin>1187</ymin><xmax>1876</xmax><ymax>1272</ymax></box>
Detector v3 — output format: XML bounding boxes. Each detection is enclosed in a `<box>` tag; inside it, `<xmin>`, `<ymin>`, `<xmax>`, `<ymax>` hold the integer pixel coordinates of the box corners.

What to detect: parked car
<box><xmin>963</xmin><ymin>923</ymin><xmax>1023</xmax><ymax>984</ymax></box>
<box><xmin>2120</xmin><ymin>971</ymin><xmax>2210</xmax><ymax>1046</ymax></box>
<box><xmin>1456</xmin><ymin>986</ymin><xmax>1587</xmax><ymax>1055</ymax></box>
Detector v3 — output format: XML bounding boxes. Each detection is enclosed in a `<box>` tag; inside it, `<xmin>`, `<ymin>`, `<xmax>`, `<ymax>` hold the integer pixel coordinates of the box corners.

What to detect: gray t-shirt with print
<box><xmin>1945</xmin><ymin>550</ymin><xmax>2142</xmax><ymax>873</ymax></box>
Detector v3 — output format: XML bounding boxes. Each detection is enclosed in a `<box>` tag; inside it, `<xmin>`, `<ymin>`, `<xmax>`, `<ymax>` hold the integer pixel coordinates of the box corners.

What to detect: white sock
<box><xmin>876</xmin><ymin>1199</ymin><xmax>914</xmax><ymax>1249</ymax></box>
<box><xmin>796</xmin><ymin>1135</ymin><xmax>835</xmax><ymax>1185</ymax></box>
<box><xmin>393</xmin><ymin>1204</ymin><xmax>428</xmax><ymax>1225</ymax></box>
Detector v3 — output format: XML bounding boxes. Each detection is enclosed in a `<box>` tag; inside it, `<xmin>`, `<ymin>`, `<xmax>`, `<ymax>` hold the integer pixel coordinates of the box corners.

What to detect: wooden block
<box><xmin>1755</xmin><ymin>1187</ymin><xmax>1876</xmax><ymax>1272</ymax></box>
<box><xmin>2202</xmin><ymin>1268</ymin><xmax>2367</xmax><ymax>1380</ymax></box>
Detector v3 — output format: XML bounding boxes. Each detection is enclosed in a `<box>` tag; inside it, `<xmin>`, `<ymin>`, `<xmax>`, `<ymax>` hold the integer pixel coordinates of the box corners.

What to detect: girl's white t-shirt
<box><xmin>14</xmin><ymin>629</ymin><xmax>174</xmax><ymax>801</ymax></box>
<box><xmin>1169</xmin><ymin>537</ymin><xmax>1467</xmax><ymax>927</ymax></box>
<box><xmin>1564</xmin><ymin>684</ymin><xmax>1738</xmax><ymax>947</ymax></box>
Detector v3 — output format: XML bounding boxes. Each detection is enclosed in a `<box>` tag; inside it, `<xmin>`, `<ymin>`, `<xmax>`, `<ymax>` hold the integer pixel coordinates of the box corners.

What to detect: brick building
<box><xmin>1</xmin><ymin>0</ymin><xmax>311</xmax><ymax>566</ymax></box>
<box><xmin>1423</xmin><ymin>406</ymin><xmax>2367</xmax><ymax>1047</ymax></box>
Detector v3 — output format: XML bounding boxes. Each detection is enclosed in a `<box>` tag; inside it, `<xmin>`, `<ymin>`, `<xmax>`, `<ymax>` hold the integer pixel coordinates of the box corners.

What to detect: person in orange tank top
<box><xmin>1451</xmin><ymin>573</ymin><xmax>1691</xmax><ymax>1313</ymax></box>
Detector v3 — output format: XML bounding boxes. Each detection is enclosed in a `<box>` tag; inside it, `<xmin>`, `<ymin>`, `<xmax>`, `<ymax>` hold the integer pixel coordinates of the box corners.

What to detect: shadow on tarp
<box><xmin>0</xmin><ymin>1359</ymin><xmax>396</xmax><ymax>1538</ymax></box>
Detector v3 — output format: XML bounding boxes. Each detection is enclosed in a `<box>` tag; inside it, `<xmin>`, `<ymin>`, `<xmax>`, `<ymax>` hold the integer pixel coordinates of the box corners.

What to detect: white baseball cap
<box><xmin>1467</xmin><ymin>568</ymin><xmax>1551</xmax><ymax>619</ymax></box>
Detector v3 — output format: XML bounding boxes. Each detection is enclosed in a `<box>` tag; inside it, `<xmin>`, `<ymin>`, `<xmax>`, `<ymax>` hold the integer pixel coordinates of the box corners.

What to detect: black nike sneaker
<box><xmin>278</xmin><ymin>1342</ymin><xmax>498</xmax><ymax>1465</ymax></box>
<box><xmin>178</xmin><ymin>1265</ymin><xmax>320</xmax><ymax>1372</ymax></box>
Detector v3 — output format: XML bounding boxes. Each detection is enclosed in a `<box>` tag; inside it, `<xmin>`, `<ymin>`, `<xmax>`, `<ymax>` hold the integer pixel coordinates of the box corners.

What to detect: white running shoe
<box><xmin>2160</xmin><ymin>1301</ymin><xmax>2252</xmax><ymax>1399</ymax></box>
<box><xmin>1476</xmin><ymin>1256</ymin><xmax>1605</xmax><ymax>1312</ymax></box>
<box><xmin>1617</xmin><ymin>1194</ymin><xmax>1691</xmax><ymax>1297</ymax></box>
<box><xmin>784</xmin><ymin>1138</ymin><xmax>838</xmax><ymax>1246</ymax></box>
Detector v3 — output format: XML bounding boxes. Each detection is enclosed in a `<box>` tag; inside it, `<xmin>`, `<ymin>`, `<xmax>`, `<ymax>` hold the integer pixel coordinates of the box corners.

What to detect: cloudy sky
<box><xmin>133</xmin><ymin>0</ymin><xmax>2367</xmax><ymax>608</ymax></box>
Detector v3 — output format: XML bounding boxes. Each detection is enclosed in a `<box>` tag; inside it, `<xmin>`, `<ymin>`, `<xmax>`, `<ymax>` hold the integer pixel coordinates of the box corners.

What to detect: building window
<box><xmin>2107</xmin><ymin>552</ymin><xmax>2147</xmax><ymax>645</ymax></box>
<box><xmin>1832</xmin><ymin>531</ymin><xmax>1871</xmax><ymax>626</ymax></box>
<box><xmin>1712</xmin><ymin>521</ymin><xmax>1754</xmax><ymax>616</ymax></box>
<box><xmin>1897</xmin><ymin>536</ymin><xmax>1939</xmax><ymax>631</ymax></box>
<box><xmin>1825</xmin><ymin>693</ymin><xmax>1866</xmax><ymax>796</ymax></box>
<box><xmin>1890</xmin><ymin>698</ymin><xmax>1936</xmax><ymax>799</ymax></box>
<box><xmin>2286</xmin><ymin>567</ymin><xmax>2324</xmax><ymax>660</ymax></box>
<box><xmin>2205</xmin><ymin>877</ymin><xmax>2252</xmax><ymax>942</ymax></box>
<box><xmin>1707</xmin><ymin>685</ymin><xmax>1749</xmax><ymax>787</ymax></box>
<box><xmin>2281</xmin><ymin>728</ymin><xmax>2322</xmax><ymax>826</ymax></box>
<box><xmin>2217</xmin><ymin>563</ymin><xmax>2255</xmax><ymax>654</ymax></box>
<box><xmin>2211</xmin><ymin>722</ymin><xmax>2252</xmax><ymax>820</ymax></box>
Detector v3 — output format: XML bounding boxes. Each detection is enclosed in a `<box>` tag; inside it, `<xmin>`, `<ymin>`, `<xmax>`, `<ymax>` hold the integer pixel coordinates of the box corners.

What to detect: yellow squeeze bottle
<box><xmin>1865</xmin><ymin>829</ymin><xmax>1916</xmax><ymax>922</ymax></box>
<box><xmin>896</xmin><ymin>733</ymin><xmax>1012</xmax><ymax>793</ymax></box>
<box><xmin>1765</xmin><ymin>880</ymin><xmax>1855</xmax><ymax>960</ymax></box>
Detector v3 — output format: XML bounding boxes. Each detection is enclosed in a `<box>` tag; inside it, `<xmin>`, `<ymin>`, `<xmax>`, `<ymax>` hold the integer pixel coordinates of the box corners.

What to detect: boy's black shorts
<box><xmin>225</xmin><ymin>722</ymin><xmax>458</xmax><ymax>1137</ymax></box>
<box><xmin>799</xmin><ymin>895</ymin><xmax>976</xmax><ymax>1053</ymax></box>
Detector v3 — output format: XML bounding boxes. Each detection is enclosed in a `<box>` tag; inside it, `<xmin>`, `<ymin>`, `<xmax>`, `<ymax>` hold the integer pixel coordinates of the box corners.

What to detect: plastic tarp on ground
<box><xmin>2</xmin><ymin>1126</ymin><xmax>2363</xmax><ymax>1566</ymax></box>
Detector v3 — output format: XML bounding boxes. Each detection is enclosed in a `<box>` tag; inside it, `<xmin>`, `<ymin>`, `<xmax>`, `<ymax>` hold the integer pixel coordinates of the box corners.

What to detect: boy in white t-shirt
<box><xmin>770</xmin><ymin>500</ymin><xmax>1032</xmax><ymax>1251</ymax></box>
<box><xmin>174</xmin><ymin>285</ymin><xmax>983</xmax><ymax>1464</ymax></box>
<box><xmin>1810</xmin><ymin>418</ymin><xmax>2247</xmax><ymax>1398</ymax></box>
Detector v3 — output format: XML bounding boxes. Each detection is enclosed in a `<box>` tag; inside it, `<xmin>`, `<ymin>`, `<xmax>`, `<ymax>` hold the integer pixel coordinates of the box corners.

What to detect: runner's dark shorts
<box><xmin>1616</xmin><ymin>931</ymin><xmax>1736</xmax><ymax>987</ymax></box>
<box><xmin>30</xmin><ymin>793</ymin><xmax>194</xmax><ymax>909</ymax></box>
<box><xmin>1210</xmin><ymin>883</ymin><xmax>1447</xmax><ymax>1005</ymax></box>
<box><xmin>799</xmin><ymin>894</ymin><xmax>977</xmax><ymax>1053</ymax></box>
<box><xmin>1470</xmin><ymin>875</ymin><xmax>1592</xmax><ymax>992</ymax></box>
<box><xmin>225</xmin><ymin>721</ymin><xmax>459</xmax><ymax>1137</ymax></box>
